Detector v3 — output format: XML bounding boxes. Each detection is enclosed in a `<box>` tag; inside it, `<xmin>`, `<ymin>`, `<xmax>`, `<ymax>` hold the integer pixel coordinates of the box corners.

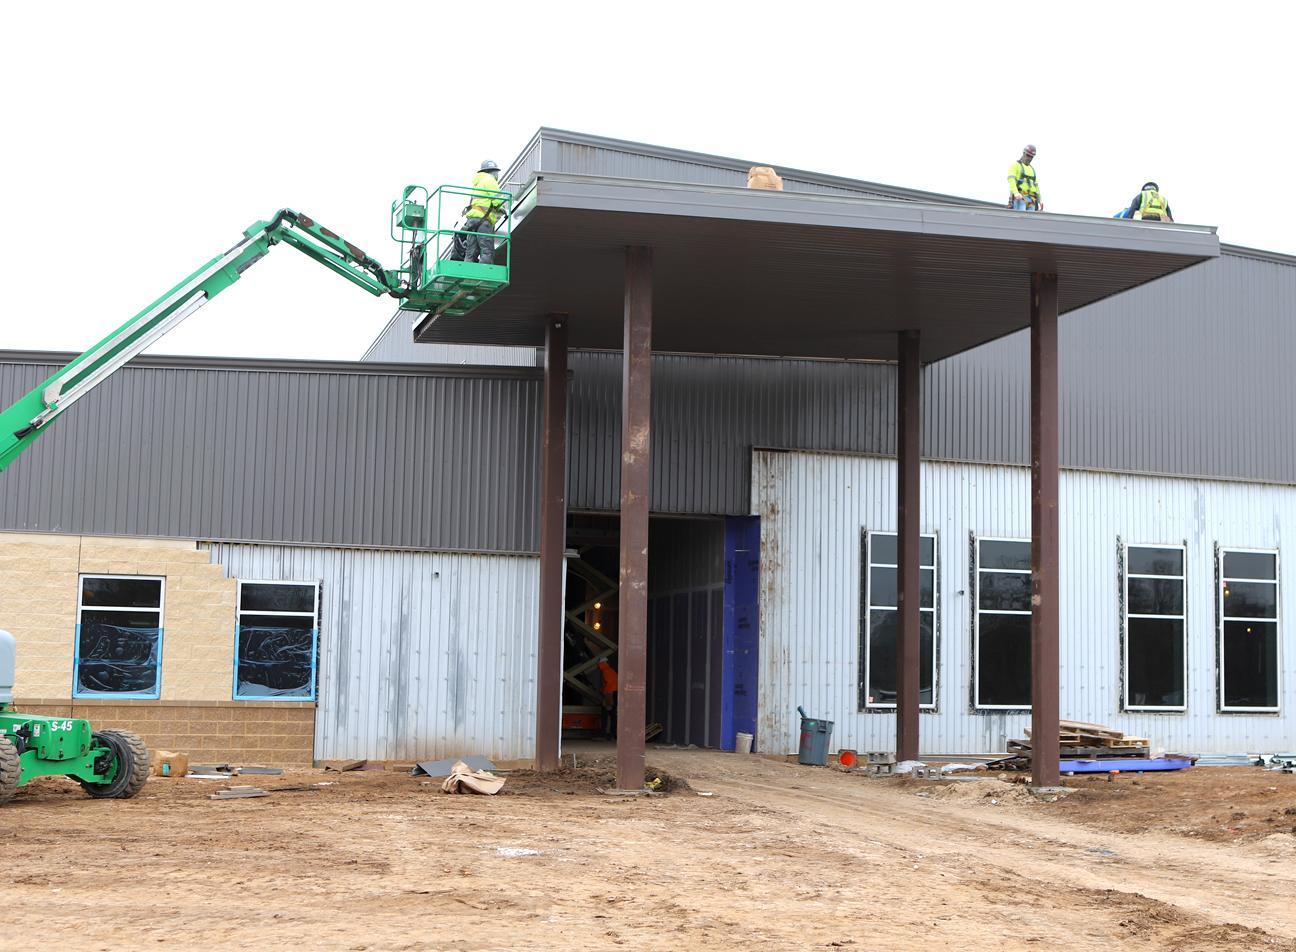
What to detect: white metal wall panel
<box><xmin>753</xmin><ymin>451</ymin><xmax>1296</xmax><ymax>756</ymax></box>
<box><xmin>206</xmin><ymin>543</ymin><xmax>538</xmax><ymax>762</ymax></box>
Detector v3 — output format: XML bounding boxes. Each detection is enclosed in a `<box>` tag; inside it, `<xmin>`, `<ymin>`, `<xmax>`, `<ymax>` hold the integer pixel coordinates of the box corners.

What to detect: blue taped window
<box><xmin>75</xmin><ymin>575</ymin><xmax>164</xmax><ymax>699</ymax></box>
<box><xmin>235</xmin><ymin>581</ymin><xmax>319</xmax><ymax>701</ymax></box>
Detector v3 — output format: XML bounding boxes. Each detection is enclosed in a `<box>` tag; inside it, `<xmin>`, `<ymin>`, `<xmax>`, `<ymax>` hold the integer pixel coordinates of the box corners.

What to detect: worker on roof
<box><xmin>451</xmin><ymin>159</ymin><xmax>507</xmax><ymax>265</ymax></box>
<box><xmin>1008</xmin><ymin>144</ymin><xmax>1042</xmax><ymax>212</ymax></box>
<box><xmin>596</xmin><ymin>657</ymin><xmax>618</xmax><ymax>741</ymax></box>
<box><xmin>1125</xmin><ymin>182</ymin><xmax>1174</xmax><ymax>223</ymax></box>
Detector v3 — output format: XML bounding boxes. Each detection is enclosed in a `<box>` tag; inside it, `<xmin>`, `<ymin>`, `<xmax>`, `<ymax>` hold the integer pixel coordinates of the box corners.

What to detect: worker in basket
<box><xmin>450</xmin><ymin>159</ymin><xmax>506</xmax><ymax>264</ymax></box>
<box><xmin>1124</xmin><ymin>181</ymin><xmax>1174</xmax><ymax>223</ymax></box>
<box><xmin>1008</xmin><ymin>144</ymin><xmax>1043</xmax><ymax>211</ymax></box>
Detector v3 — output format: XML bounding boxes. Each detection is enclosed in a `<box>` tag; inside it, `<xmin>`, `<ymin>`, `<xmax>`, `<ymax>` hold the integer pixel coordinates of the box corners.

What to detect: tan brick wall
<box><xmin>12</xmin><ymin>699</ymin><xmax>315</xmax><ymax>765</ymax></box>
<box><xmin>77</xmin><ymin>535</ymin><xmax>238</xmax><ymax>701</ymax></box>
<box><xmin>0</xmin><ymin>533</ymin><xmax>81</xmax><ymax>697</ymax></box>
<box><xmin>2</xmin><ymin>533</ymin><xmax>317</xmax><ymax>764</ymax></box>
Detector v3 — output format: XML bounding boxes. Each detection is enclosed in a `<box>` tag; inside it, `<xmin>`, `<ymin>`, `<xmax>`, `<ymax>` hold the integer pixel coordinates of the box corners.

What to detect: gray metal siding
<box><xmin>925</xmin><ymin>251</ymin><xmax>1296</xmax><ymax>482</ymax></box>
<box><xmin>0</xmin><ymin>359</ymin><xmax>542</xmax><ymax>553</ymax></box>
<box><xmin>206</xmin><ymin>542</ymin><xmax>538</xmax><ymax>761</ymax></box>
<box><xmin>567</xmin><ymin>352</ymin><xmax>896</xmax><ymax>515</ymax></box>
<box><xmin>754</xmin><ymin>450</ymin><xmax>1296</xmax><ymax>756</ymax></box>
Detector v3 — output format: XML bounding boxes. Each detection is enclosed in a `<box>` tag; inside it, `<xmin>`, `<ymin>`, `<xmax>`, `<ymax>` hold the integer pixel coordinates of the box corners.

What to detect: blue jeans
<box><xmin>1011</xmin><ymin>197</ymin><xmax>1039</xmax><ymax>211</ymax></box>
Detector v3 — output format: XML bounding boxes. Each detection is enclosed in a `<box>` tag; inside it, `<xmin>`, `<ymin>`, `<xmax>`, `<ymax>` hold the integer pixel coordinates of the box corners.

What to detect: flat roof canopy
<box><xmin>414</xmin><ymin>173</ymin><xmax>1220</xmax><ymax>362</ymax></box>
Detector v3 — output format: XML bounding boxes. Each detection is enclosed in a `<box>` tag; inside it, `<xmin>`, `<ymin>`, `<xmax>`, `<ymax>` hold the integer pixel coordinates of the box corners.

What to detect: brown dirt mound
<box><xmin>929</xmin><ymin>778</ymin><xmax>1032</xmax><ymax>803</ymax></box>
<box><xmin>501</xmin><ymin>758</ymin><xmax>690</xmax><ymax>797</ymax></box>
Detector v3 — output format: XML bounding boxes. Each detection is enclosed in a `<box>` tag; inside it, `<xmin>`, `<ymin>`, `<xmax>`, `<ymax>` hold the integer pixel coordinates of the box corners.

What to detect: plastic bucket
<box><xmin>735</xmin><ymin>731</ymin><xmax>753</xmax><ymax>754</ymax></box>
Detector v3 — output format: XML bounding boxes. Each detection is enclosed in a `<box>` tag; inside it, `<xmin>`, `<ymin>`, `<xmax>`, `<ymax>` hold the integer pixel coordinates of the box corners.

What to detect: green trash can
<box><xmin>796</xmin><ymin>706</ymin><xmax>833</xmax><ymax>766</ymax></box>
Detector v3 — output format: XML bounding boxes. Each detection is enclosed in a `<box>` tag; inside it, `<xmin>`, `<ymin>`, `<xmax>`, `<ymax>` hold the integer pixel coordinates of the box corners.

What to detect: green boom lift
<box><xmin>0</xmin><ymin>184</ymin><xmax>510</xmax><ymax>802</ymax></box>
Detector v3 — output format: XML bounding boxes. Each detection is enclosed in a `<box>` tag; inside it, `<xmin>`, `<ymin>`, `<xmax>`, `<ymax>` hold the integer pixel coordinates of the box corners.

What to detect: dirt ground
<box><xmin>3</xmin><ymin>751</ymin><xmax>1295</xmax><ymax>951</ymax></box>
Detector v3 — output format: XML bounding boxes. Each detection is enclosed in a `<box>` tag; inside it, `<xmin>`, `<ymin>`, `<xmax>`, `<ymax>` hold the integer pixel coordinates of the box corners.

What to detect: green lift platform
<box><xmin>0</xmin><ymin>183</ymin><xmax>510</xmax><ymax>803</ymax></box>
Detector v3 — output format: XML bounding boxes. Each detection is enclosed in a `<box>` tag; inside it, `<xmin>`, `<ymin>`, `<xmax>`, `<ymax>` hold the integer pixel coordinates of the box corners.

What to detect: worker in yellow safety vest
<box><xmin>452</xmin><ymin>159</ymin><xmax>507</xmax><ymax>264</ymax></box>
<box><xmin>1008</xmin><ymin>144</ymin><xmax>1042</xmax><ymax>211</ymax></box>
<box><xmin>1124</xmin><ymin>182</ymin><xmax>1174</xmax><ymax>223</ymax></box>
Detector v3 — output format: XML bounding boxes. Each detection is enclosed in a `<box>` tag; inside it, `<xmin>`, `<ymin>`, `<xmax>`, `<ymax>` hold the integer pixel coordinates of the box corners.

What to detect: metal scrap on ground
<box><xmin>412</xmin><ymin>755</ymin><xmax>497</xmax><ymax>778</ymax></box>
<box><xmin>209</xmin><ymin>785</ymin><xmax>269</xmax><ymax>800</ymax></box>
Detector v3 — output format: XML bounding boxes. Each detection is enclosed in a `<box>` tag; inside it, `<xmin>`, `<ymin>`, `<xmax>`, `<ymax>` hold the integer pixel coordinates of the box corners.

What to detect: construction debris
<box><xmin>151</xmin><ymin>749</ymin><xmax>189</xmax><ymax>778</ymax></box>
<box><xmin>440</xmin><ymin>761</ymin><xmax>505</xmax><ymax>795</ymax></box>
<box><xmin>992</xmin><ymin>720</ymin><xmax>1193</xmax><ymax>774</ymax></box>
<box><xmin>209</xmin><ymin>785</ymin><xmax>269</xmax><ymax>800</ymax></box>
<box><xmin>323</xmin><ymin>759</ymin><xmax>366</xmax><ymax>772</ymax></box>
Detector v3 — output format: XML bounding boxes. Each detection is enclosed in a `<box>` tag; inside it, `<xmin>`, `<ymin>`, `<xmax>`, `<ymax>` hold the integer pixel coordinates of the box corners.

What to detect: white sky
<box><xmin>2</xmin><ymin>1</ymin><xmax>1292</xmax><ymax>361</ymax></box>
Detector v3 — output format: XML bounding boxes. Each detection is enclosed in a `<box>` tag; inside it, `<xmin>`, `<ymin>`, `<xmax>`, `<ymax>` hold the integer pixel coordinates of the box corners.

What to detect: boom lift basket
<box><xmin>391</xmin><ymin>184</ymin><xmax>512</xmax><ymax>318</ymax></box>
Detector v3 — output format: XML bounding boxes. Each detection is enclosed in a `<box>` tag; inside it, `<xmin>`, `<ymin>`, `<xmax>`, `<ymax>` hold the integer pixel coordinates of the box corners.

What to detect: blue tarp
<box><xmin>1060</xmin><ymin>757</ymin><xmax>1192</xmax><ymax>774</ymax></box>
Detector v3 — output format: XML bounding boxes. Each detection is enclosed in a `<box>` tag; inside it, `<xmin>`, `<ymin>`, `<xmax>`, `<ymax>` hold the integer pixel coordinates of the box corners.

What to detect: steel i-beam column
<box><xmin>534</xmin><ymin>314</ymin><xmax>569</xmax><ymax>772</ymax></box>
<box><xmin>617</xmin><ymin>247</ymin><xmax>652</xmax><ymax>790</ymax></box>
<box><xmin>1030</xmin><ymin>273</ymin><xmax>1061</xmax><ymax>788</ymax></box>
<box><xmin>895</xmin><ymin>330</ymin><xmax>922</xmax><ymax>762</ymax></box>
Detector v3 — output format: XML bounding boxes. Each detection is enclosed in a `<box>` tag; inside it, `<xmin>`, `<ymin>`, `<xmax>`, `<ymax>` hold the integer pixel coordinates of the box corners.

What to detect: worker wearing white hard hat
<box><xmin>1008</xmin><ymin>144</ymin><xmax>1042</xmax><ymax>212</ymax></box>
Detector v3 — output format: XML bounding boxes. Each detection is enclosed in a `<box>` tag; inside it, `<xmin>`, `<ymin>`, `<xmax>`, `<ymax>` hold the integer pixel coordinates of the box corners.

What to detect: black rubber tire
<box><xmin>78</xmin><ymin>730</ymin><xmax>150</xmax><ymax>800</ymax></box>
<box><xmin>0</xmin><ymin>735</ymin><xmax>19</xmax><ymax>805</ymax></box>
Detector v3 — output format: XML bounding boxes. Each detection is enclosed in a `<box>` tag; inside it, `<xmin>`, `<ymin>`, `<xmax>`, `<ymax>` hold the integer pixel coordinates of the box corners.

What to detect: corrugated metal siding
<box><xmin>754</xmin><ymin>450</ymin><xmax>1296</xmax><ymax>755</ymax></box>
<box><xmin>568</xmin><ymin>352</ymin><xmax>895</xmax><ymax>514</ymax></box>
<box><xmin>0</xmin><ymin>360</ymin><xmax>542</xmax><ymax>553</ymax></box>
<box><xmin>362</xmin><ymin>311</ymin><xmax>538</xmax><ymax>366</ymax></box>
<box><xmin>926</xmin><ymin>252</ymin><xmax>1296</xmax><ymax>481</ymax></box>
<box><xmin>206</xmin><ymin>542</ymin><xmax>538</xmax><ymax>762</ymax></box>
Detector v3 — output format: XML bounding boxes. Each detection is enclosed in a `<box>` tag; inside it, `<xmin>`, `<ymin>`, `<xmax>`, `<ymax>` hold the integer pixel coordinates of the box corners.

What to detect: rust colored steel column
<box><xmin>1030</xmin><ymin>273</ymin><xmax>1061</xmax><ymax>788</ymax></box>
<box><xmin>617</xmin><ymin>246</ymin><xmax>653</xmax><ymax>791</ymax></box>
<box><xmin>534</xmin><ymin>314</ymin><xmax>569</xmax><ymax>772</ymax></box>
<box><xmin>895</xmin><ymin>330</ymin><xmax>922</xmax><ymax>763</ymax></box>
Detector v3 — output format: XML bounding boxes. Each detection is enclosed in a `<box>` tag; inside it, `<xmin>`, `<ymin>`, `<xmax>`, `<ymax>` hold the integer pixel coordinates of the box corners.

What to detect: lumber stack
<box><xmin>995</xmin><ymin>720</ymin><xmax>1151</xmax><ymax>770</ymax></box>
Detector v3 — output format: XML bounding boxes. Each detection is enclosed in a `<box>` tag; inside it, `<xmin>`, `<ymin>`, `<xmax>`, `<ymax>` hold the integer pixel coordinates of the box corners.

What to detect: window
<box><xmin>74</xmin><ymin>575</ymin><xmax>165</xmax><ymax>699</ymax></box>
<box><xmin>860</xmin><ymin>531</ymin><xmax>937</xmax><ymax>710</ymax></box>
<box><xmin>975</xmin><ymin>538</ymin><xmax>1031</xmax><ymax>708</ymax></box>
<box><xmin>1123</xmin><ymin>544</ymin><xmax>1186</xmax><ymax>711</ymax></box>
<box><xmin>1219</xmin><ymin>548</ymin><xmax>1280</xmax><ymax>712</ymax></box>
<box><xmin>235</xmin><ymin>580</ymin><xmax>319</xmax><ymax>701</ymax></box>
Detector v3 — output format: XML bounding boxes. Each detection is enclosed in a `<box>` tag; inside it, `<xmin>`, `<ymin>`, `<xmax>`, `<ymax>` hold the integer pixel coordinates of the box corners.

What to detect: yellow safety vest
<box><xmin>1009</xmin><ymin>160</ymin><xmax>1039</xmax><ymax>198</ymax></box>
<box><xmin>1138</xmin><ymin>189</ymin><xmax>1168</xmax><ymax>219</ymax></box>
<box><xmin>467</xmin><ymin>171</ymin><xmax>505</xmax><ymax>224</ymax></box>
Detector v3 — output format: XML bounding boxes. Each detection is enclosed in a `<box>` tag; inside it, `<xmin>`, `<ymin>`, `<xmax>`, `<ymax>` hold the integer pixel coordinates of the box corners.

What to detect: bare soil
<box><xmin>2</xmin><ymin>752</ymin><xmax>1294</xmax><ymax>951</ymax></box>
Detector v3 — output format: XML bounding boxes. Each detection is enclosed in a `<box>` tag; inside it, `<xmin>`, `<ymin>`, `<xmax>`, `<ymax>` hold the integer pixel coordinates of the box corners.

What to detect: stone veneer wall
<box><xmin>1</xmin><ymin>533</ymin><xmax>315</xmax><ymax>765</ymax></box>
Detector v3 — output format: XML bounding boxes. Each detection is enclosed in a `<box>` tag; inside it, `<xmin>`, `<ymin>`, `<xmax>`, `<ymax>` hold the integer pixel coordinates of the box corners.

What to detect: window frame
<box><xmin>73</xmin><ymin>573</ymin><xmax>166</xmax><ymax>700</ymax></box>
<box><xmin>973</xmin><ymin>535</ymin><xmax>1033</xmax><ymax>711</ymax></box>
<box><xmin>233</xmin><ymin>578</ymin><xmax>321</xmax><ymax>702</ymax></box>
<box><xmin>860</xmin><ymin>529</ymin><xmax>939</xmax><ymax>713</ymax></box>
<box><xmin>1121</xmin><ymin>541</ymin><xmax>1188</xmax><ymax>713</ymax></box>
<box><xmin>1217</xmin><ymin>545</ymin><xmax>1281</xmax><ymax>714</ymax></box>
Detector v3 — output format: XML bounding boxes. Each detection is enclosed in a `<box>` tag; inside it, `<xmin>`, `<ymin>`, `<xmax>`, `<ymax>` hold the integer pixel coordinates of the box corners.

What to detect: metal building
<box><xmin>2</xmin><ymin>129</ymin><xmax>1292</xmax><ymax>766</ymax></box>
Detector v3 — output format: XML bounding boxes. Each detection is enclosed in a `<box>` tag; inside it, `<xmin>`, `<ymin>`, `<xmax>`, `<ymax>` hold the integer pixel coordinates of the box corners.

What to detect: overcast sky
<box><xmin>2</xmin><ymin>2</ymin><xmax>1292</xmax><ymax>361</ymax></box>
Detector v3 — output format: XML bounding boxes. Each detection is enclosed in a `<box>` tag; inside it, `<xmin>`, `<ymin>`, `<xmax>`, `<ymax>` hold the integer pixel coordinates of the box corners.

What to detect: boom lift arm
<box><xmin>0</xmin><ymin>185</ymin><xmax>511</xmax><ymax>473</ymax></box>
